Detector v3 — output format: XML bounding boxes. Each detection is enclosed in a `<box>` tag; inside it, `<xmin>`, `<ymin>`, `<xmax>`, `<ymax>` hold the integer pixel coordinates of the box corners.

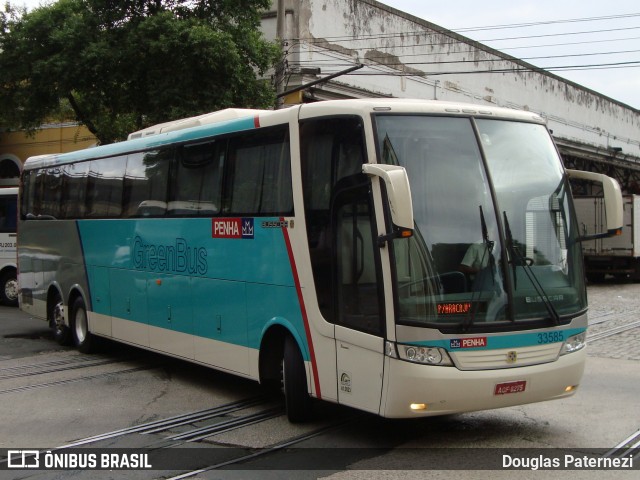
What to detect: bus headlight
<box><xmin>561</xmin><ymin>332</ymin><xmax>586</xmax><ymax>355</ymax></box>
<box><xmin>397</xmin><ymin>345</ymin><xmax>453</xmax><ymax>366</ymax></box>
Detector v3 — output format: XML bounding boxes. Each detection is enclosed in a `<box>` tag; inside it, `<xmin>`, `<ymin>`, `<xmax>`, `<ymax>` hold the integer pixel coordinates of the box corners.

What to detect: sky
<box><xmin>11</xmin><ymin>0</ymin><xmax>640</xmax><ymax>109</ymax></box>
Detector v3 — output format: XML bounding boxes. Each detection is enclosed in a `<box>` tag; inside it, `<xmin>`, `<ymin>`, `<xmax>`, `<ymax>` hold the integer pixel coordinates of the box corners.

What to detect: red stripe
<box><xmin>280</xmin><ymin>218</ymin><xmax>322</xmax><ymax>399</ymax></box>
<box><xmin>254</xmin><ymin>116</ymin><xmax>260</xmax><ymax>128</ymax></box>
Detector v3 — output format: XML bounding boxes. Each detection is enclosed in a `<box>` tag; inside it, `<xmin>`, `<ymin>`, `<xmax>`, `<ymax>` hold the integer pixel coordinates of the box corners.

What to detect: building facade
<box><xmin>3</xmin><ymin>1</ymin><xmax>638</xmax><ymax>191</ymax></box>
<box><xmin>263</xmin><ymin>0</ymin><xmax>640</xmax><ymax>192</ymax></box>
<box><xmin>0</xmin><ymin>123</ymin><xmax>96</xmax><ymax>185</ymax></box>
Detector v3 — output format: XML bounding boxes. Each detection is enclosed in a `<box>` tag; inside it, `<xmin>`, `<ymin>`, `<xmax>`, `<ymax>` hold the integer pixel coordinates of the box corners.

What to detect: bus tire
<box><xmin>50</xmin><ymin>294</ymin><xmax>71</xmax><ymax>346</ymax></box>
<box><xmin>70</xmin><ymin>297</ymin><xmax>96</xmax><ymax>354</ymax></box>
<box><xmin>0</xmin><ymin>270</ymin><xmax>18</xmax><ymax>307</ymax></box>
<box><xmin>283</xmin><ymin>335</ymin><xmax>312</xmax><ymax>423</ymax></box>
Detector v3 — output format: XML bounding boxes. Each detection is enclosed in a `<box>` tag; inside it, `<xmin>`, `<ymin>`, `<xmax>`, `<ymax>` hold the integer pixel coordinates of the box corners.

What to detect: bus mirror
<box><xmin>566</xmin><ymin>169</ymin><xmax>624</xmax><ymax>239</ymax></box>
<box><xmin>362</xmin><ymin>164</ymin><xmax>414</xmax><ymax>230</ymax></box>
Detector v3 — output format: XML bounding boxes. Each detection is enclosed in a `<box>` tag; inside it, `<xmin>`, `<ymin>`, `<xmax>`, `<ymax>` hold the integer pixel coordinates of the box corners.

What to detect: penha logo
<box><xmin>450</xmin><ymin>337</ymin><xmax>487</xmax><ymax>349</ymax></box>
<box><xmin>212</xmin><ymin>218</ymin><xmax>254</xmax><ymax>239</ymax></box>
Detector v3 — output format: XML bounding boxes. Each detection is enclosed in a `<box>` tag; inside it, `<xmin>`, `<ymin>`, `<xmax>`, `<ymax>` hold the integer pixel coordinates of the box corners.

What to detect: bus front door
<box><xmin>333</xmin><ymin>178</ymin><xmax>385</xmax><ymax>414</ymax></box>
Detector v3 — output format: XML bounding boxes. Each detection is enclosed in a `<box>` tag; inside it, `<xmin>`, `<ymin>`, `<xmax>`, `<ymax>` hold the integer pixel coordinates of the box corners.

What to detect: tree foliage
<box><xmin>0</xmin><ymin>0</ymin><xmax>280</xmax><ymax>143</ymax></box>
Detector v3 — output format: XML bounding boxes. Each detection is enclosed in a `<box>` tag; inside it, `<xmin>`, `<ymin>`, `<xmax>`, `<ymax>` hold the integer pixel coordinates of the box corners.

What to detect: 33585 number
<box><xmin>537</xmin><ymin>331</ymin><xmax>564</xmax><ymax>344</ymax></box>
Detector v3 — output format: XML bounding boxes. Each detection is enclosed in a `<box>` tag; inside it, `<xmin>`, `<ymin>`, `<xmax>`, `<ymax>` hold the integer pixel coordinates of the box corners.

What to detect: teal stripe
<box><xmin>25</xmin><ymin>116</ymin><xmax>258</xmax><ymax>168</ymax></box>
<box><xmin>406</xmin><ymin>328</ymin><xmax>587</xmax><ymax>351</ymax></box>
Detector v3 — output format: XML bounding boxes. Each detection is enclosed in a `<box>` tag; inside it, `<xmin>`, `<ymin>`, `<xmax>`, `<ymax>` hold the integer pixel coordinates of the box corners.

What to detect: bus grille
<box><xmin>451</xmin><ymin>343</ymin><xmax>562</xmax><ymax>370</ymax></box>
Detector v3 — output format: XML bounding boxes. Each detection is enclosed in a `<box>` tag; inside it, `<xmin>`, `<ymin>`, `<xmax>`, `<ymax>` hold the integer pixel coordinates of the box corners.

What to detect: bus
<box><xmin>0</xmin><ymin>187</ymin><xmax>18</xmax><ymax>307</ymax></box>
<box><xmin>18</xmin><ymin>99</ymin><xmax>623</xmax><ymax>422</ymax></box>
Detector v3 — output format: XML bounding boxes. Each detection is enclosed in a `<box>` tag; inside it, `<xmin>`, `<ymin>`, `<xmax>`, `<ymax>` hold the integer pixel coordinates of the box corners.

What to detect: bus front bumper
<box><xmin>380</xmin><ymin>348</ymin><xmax>586</xmax><ymax>418</ymax></box>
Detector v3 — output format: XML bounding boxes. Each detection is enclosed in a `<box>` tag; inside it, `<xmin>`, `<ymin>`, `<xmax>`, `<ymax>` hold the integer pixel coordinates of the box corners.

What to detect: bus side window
<box><xmin>20</xmin><ymin>170</ymin><xmax>35</xmax><ymax>218</ymax></box>
<box><xmin>43</xmin><ymin>168</ymin><xmax>63</xmax><ymax>219</ymax></box>
<box><xmin>87</xmin><ymin>155</ymin><xmax>127</xmax><ymax>218</ymax></box>
<box><xmin>225</xmin><ymin>126</ymin><xmax>292</xmax><ymax>216</ymax></box>
<box><xmin>0</xmin><ymin>196</ymin><xmax>16</xmax><ymax>232</ymax></box>
<box><xmin>300</xmin><ymin>116</ymin><xmax>371</xmax><ymax>325</ymax></box>
<box><xmin>61</xmin><ymin>162</ymin><xmax>89</xmax><ymax>219</ymax></box>
<box><xmin>123</xmin><ymin>149</ymin><xmax>172</xmax><ymax>218</ymax></box>
<box><xmin>333</xmin><ymin>176</ymin><xmax>383</xmax><ymax>335</ymax></box>
<box><xmin>170</xmin><ymin>141</ymin><xmax>222</xmax><ymax>216</ymax></box>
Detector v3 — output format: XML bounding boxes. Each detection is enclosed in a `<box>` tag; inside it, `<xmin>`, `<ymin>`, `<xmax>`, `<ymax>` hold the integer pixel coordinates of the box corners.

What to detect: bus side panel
<box><xmin>147</xmin><ymin>273</ymin><xmax>194</xmax><ymax>359</ymax></box>
<box><xmin>87</xmin><ymin>266</ymin><xmax>111</xmax><ymax>336</ymax></box>
<box><xmin>193</xmin><ymin>278</ymin><xmax>249</xmax><ymax>375</ymax></box>
<box><xmin>18</xmin><ymin>220</ymin><xmax>89</xmax><ymax>320</ymax></box>
<box><xmin>76</xmin><ymin>218</ymin><xmax>308</xmax><ymax>380</ymax></box>
<box><xmin>109</xmin><ymin>268</ymin><xmax>148</xmax><ymax>347</ymax></box>
<box><xmin>246</xmin><ymin>283</ymin><xmax>308</xmax><ymax>360</ymax></box>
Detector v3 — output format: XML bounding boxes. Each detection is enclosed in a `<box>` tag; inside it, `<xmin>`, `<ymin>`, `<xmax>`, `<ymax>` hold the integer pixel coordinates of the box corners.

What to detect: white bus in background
<box><xmin>575</xmin><ymin>194</ymin><xmax>640</xmax><ymax>282</ymax></box>
<box><xmin>0</xmin><ymin>187</ymin><xmax>18</xmax><ymax>306</ymax></box>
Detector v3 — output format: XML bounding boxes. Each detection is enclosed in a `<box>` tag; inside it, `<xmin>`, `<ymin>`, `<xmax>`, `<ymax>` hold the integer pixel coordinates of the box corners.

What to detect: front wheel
<box><xmin>283</xmin><ymin>335</ymin><xmax>312</xmax><ymax>423</ymax></box>
<box><xmin>70</xmin><ymin>297</ymin><xmax>97</xmax><ymax>353</ymax></box>
<box><xmin>0</xmin><ymin>270</ymin><xmax>18</xmax><ymax>307</ymax></box>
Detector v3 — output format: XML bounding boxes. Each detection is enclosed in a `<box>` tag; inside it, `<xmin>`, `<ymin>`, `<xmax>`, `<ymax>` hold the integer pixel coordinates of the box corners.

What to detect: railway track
<box><xmin>605</xmin><ymin>429</ymin><xmax>640</xmax><ymax>460</ymax></box>
<box><xmin>0</xmin><ymin>365</ymin><xmax>156</xmax><ymax>395</ymax></box>
<box><xmin>60</xmin><ymin>396</ymin><xmax>276</xmax><ymax>448</ymax></box>
<box><xmin>50</xmin><ymin>394</ymin><xmax>359</xmax><ymax>477</ymax></box>
<box><xmin>587</xmin><ymin>318</ymin><xmax>640</xmax><ymax>343</ymax></box>
<box><xmin>0</xmin><ymin>351</ymin><xmax>161</xmax><ymax>395</ymax></box>
<box><xmin>0</xmin><ymin>355</ymin><xmax>134</xmax><ymax>380</ymax></box>
<box><xmin>165</xmin><ymin>417</ymin><xmax>358</xmax><ymax>479</ymax></box>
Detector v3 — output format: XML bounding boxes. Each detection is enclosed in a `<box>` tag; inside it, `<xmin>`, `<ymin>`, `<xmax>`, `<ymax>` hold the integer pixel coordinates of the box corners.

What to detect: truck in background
<box><xmin>574</xmin><ymin>194</ymin><xmax>640</xmax><ymax>282</ymax></box>
<box><xmin>0</xmin><ymin>187</ymin><xmax>18</xmax><ymax>306</ymax></box>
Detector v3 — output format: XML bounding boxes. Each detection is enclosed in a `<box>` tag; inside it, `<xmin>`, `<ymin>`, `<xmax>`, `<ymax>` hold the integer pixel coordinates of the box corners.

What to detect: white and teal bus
<box><xmin>18</xmin><ymin>99</ymin><xmax>622</xmax><ymax>422</ymax></box>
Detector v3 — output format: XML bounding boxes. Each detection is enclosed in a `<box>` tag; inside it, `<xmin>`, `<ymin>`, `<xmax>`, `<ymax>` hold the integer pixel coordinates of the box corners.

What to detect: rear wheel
<box><xmin>49</xmin><ymin>294</ymin><xmax>71</xmax><ymax>346</ymax></box>
<box><xmin>283</xmin><ymin>335</ymin><xmax>312</xmax><ymax>423</ymax></box>
<box><xmin>0</xmin><ymin>270</ymin><xmax>18</xmax><ymax>306</ymax></box>
<box><xmin>70</xmin><ymin>297</ymin><xmax>96</xmax><ymax>353</ymax></box>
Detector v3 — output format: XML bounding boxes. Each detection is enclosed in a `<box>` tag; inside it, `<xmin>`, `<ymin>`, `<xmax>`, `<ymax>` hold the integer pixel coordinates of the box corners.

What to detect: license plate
<box><xmin>494</xmin><ymin>380</ymin><xmax>526</xmax><ymax>395</ymax></box>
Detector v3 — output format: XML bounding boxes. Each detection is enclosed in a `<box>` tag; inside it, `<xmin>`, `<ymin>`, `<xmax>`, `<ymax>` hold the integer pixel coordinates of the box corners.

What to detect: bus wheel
<box><xmin>283</xmin><ymin>335</ymin><xmax>312</xmax><ymax>423</ymax></box>
<box><xmin>70</xmin><ymin>297</ymin><xmax>96</xmax><ymax>354</ymax></box>
<box><xmin>50</xmin><ymin>295</ymin><xmax>71</xmax><ymax>346</ymax></box>
<box><xmin>0</xmin><ymin>270</ymin><xmax>18</xmax><ymax>307</ymax></box>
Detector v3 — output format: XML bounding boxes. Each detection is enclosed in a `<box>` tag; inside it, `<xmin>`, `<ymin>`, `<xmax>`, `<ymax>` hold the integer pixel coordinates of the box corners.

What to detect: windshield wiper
<box><xmin>503</xmin><ymin>212</ymin><xmax>561</xmax><ymax>325</ymax></box>
<box><xmin>462</xmin><ymin>206</ymin><xmax>495</xmax><ymax>332</ymax></box>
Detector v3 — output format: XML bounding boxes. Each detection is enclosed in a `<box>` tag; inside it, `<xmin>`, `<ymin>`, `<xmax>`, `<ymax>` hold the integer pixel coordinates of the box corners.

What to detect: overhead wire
<box><xmin>289</xmin><ymin>48</ymin><xmax>640</xmax><ymax>66</ymax></box>
<box><xmin>291</xmin><ymin>24</ymin><xmax>640</xmax><ymax>46</ymax></box>
<box><xmin>286</xmin><ymin>42</ymin><xmax>640</xmax><ymax>74</ymax></box>
<box><xmin>280</xmin><ymin>8</ymin><xmax>639</xmax><ymax>79</ymax></box>
<box><xmin>447</xmin><ymin>12</ymin><xmax>640</xmax><ymax>32</ymax></box>
<box><xmin>277</xmin><ymin>8</ymin><xmax>640</xmax><ymax>104</ymax></box>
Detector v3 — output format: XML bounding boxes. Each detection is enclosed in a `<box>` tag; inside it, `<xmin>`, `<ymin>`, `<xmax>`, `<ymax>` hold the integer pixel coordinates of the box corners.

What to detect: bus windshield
<box><xmin>375</xmin><ymin>115</ymin><xmax>586</xmax><ymax>330</ymax></box>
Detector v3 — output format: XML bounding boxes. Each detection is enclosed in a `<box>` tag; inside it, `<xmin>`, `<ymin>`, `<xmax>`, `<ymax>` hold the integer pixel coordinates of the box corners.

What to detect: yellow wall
<box><xmin>0</xmin><ymin>123</ymin><xmax>97</xmax><ymax>165</ymax></box>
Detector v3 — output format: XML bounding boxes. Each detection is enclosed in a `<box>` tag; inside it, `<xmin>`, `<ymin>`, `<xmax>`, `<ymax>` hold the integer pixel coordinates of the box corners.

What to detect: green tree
<box><xmin>0</xmin><ymin>0</ymin><xmax>280</xmax><ymax>144</ymax></box>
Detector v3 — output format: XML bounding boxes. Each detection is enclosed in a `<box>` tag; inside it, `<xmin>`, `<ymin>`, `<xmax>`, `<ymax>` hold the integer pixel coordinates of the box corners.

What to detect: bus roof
<box><xmin>22</xmin><ymin>99</ymin><xmax>546</xmax><ymax>171</ymax></box>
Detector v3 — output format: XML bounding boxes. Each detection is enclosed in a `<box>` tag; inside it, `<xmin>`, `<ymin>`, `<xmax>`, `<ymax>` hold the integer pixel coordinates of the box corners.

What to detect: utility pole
<box><xmin>275</xmin><ymin>0</ymin><xmax>286</xmax><ymax>109</ymax></box>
